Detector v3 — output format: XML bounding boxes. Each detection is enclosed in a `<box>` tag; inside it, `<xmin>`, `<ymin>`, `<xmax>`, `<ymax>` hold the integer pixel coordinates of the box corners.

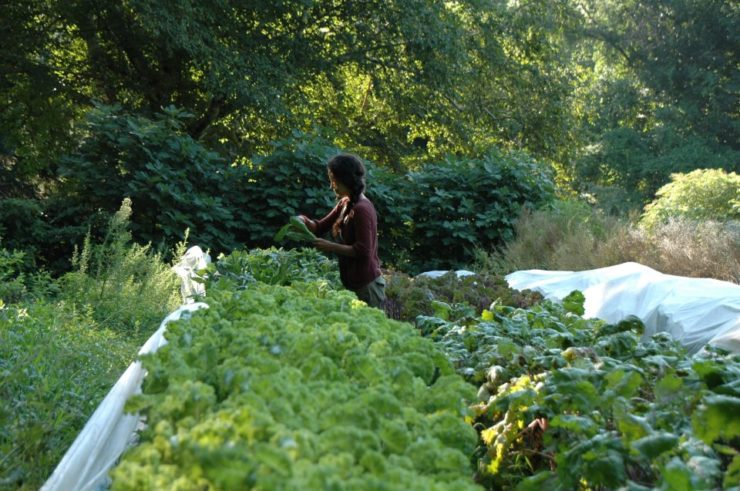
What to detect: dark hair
<box><xmin>327</xmin><ymin>153</ymin><xmax>366</xmax><ymax>205</ymax></box>
<box><xmin>327</xmin><ymin>153</ymin><xmax>366</xmax><ymax>238</ymax></box>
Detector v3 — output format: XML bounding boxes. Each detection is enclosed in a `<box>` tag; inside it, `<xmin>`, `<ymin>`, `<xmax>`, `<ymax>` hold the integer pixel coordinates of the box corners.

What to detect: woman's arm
<box><xmin>313</xmin><ymin>238</ymin><xmax>356</xmax><ymax>257</ymax></box>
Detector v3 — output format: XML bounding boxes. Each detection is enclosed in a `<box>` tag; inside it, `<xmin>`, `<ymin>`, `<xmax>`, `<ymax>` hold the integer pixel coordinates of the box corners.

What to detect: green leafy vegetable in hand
<box><xmin>274</xmin><ymin>216</ymin><xmax>316</xmax><ymax>243</ymax></box>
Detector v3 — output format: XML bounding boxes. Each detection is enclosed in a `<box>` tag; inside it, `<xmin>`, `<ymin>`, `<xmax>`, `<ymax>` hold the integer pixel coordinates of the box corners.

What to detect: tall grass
<box><xmin>477</xmin><ymin>201</ymin><xmax>739</xmax><ymax>283</ymax></box>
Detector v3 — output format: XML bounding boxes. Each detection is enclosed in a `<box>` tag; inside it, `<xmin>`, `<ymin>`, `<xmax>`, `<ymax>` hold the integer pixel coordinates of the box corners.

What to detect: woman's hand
<box><xmin>298</xmin><ymin>215</ymin><xmax>317</xmax><ymax>234</ymax></box>
<box><xmin>313</xmin><ymin>238</ymin><xmax>335</xmax><ymax>253</ymax></box>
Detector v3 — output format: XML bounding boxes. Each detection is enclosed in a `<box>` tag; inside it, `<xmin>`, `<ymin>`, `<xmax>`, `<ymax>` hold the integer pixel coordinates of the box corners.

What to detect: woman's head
<box><xmin>327</xmin><ymin>153</ymin><xmax>366</xmax><ymax>201</ymax></box>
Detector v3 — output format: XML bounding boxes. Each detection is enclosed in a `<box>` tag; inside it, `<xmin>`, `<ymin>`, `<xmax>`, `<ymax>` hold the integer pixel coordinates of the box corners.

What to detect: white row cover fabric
<box><xmin>41</xmin><ymin>302</ymin><xmax>209</xmax><ymax>491</ymax></box>
<box><xmin>172</xmin><ymin>246</ymin><xmax>211</xmax><ymax>304</ymax></box>
<box><xmin>505</xmin><ymin>262</ymin><xmax>740</xmax><ymax>355</ymax></box>
<box><xmin>418</xmin><ymin>270</ymin><xmax>476</xmax><ymax>279</ymax></box>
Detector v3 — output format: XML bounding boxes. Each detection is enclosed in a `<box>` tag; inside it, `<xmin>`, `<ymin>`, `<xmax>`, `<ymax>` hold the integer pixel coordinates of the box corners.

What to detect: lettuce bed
<box><xmin>111</xmin><ymin>279</ymin><xmax>481</xmax><ymax>490</ymax></box>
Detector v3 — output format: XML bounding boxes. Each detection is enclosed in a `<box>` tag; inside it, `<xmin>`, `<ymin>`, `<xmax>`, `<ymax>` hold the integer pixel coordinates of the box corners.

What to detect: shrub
<box><xmin>403</xmin><ymin>150</ymin><xmax>555</xmax><ymax>273</ymax></box>
<box><xmin>475</xmin><ymin>200</ymin><xmax>623</xmax><ymax>275</ymax></box>
<box><xmin>240</xmin><ymin>132</ymin><xmax>339</xmax><ymax>247</ymax></box>
<box><xmin>0</xmin><ymin>197</ymin><xmax>86</xmax><ymax>274</ymax></box>
<box><xmin>58</xmin><ymin>198</ymin><xmax>181</xmax><ymax>335</ymax></box>
<box><xmin>241</xmin><ymin>133</ymin><xmax>554</xmax><ymax>274</ymax></box>
<box><xmin>0</xmin><ymin>247</ymin><xmax>57</xmax><ymax>304</ymax></box>
<box><xmin>239</xmin><ymin>132</ymin><xmax>415</xmax><ymax>271</ymax></box>
<box><xmin>56</xmin><ymin>103</ymin><xmax>250</xmax><ymax>255</ymax></box>
<box><xmin>640</xmin><ymin>169</ymin><xmax>740</xmax><ymax>230</ymax></box>
<box><xmin>604</xmin><ymin>218</ymin><xmax>740</xmax><ymax>283</ymax></box>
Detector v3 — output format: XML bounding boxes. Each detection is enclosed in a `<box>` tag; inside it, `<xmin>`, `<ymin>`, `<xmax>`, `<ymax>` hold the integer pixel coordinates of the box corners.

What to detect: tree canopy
<box><xmin>1</xmin><ymin>0</ymin><xmax>737</xmax><ymax>268</ymax></box>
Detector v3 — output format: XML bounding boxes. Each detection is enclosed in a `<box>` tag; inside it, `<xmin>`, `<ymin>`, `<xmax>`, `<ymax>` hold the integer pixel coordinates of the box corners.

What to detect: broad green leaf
<box><xmin>562</xmin><ymin>290</ymin><xmax>585</xmax><ymax>316</ymax></box>
<box><xmin>655</xmin><ymin>372</ymin><xmax>683</xmax><ymax>402</ymax></box>
<box><xmin>631</xmin><ymin>432</ymin><xmax>678</xmax><ymax>459</ymax></box>
<box><xmin>692</xmin><ymin>395</ymin><xmax>740</xmax><ymax>444</ymax></box>
<box><xmin>661</xmin><ymin>458</ymin><xmax>693</xmax><ymax>491</ymax></box>
<box><xmin>515</xmin><ymin>471</ymin><xmax>558</xmax><ymax>491</ymax></box>
<box><xmin>605</xmin><ymin>369</ymin><xmax>644</xmax><ymax>399</ymax></box>
<box><xmin>723</xmin><ymin>454</ymin><xmax>740</xmax><ymax>489</ymax></box>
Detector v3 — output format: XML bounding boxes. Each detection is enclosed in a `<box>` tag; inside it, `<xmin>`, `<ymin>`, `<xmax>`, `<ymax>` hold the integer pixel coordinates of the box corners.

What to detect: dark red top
<box><xmin>314</xmin><ymin>196</ymin><xmax>381</xmax><ymax>290</ymax></box>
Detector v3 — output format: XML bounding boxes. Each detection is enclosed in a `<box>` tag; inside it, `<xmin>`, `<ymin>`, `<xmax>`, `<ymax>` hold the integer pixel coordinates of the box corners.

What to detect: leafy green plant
<box><xmin>402</xmin><ymin>150</ymin><xmax>555</xmax><ymax>272</ymax></box>
<box><xmin>240</xmin><ymin>132</ymin><xmax>339</xmax><ymax>247</ymax></box>
<box><xmin>109</xmin><ymin>252</ymin><xmax>481</xmax><ymax>490</ymax></box>
<box><xmin>209</xmin><ymin>247</ymin><xmax>341</xmax><ymax>291</ymax></box>
<box><xmin>240</xmin><ymin>132</ymin><xmax>555</xmax><ymax>273</ymax></box>
<box><xmin>417</xmin><ymin>293</ymin><xmax>736</xmax><ymax>489</ymax></box>
<box><xmin>56</xmin><ymin>103</ymin><xmax>250</xmax><ymax>255</ymax></box>
<box><xmin>274</xmin><ymin>216</ymin><xmax>317</xmax><ymax>243</ymax></box>
<box><xmin>58</xmin><ymin>198</ymin><xmax>181</xmax><ymax>334</ymax></box>
<box><xmin>383</xmin><ymin>270</ymin><xmax>542</xmax><ymax>322</ymax></box>
<box><xmin>0</xmin><ymin>248</ymin><xmax>30</xmax><ymax>303</ymax></box>
<box><xmin>641</xmin><ymin>169</ymin><xmax>740</xmax><ymax>230</ymax></box>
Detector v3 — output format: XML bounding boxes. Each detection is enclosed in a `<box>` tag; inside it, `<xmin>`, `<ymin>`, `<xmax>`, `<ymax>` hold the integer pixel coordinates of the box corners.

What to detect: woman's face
<box><xmin>328</xmin><ymin>170</ymin><xmax>350</xmax><ymax>198</ymax></box>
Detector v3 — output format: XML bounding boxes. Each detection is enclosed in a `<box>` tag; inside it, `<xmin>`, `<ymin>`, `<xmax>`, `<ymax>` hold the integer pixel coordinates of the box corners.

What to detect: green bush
<box><xmin>243</xmin><ymin>135</ymin><xmax>555</xmax><ymax>273</ymax></box>
<box><xmin>0</xmin><ymin>197</ymin><xmax>85</xmax><ymax>274</ymax></box>
<box><xmin>0</xmin><ymin>200</ymin><xmax>185</xmax><ymax>489</ymax></box>
<box><xmin>402</xmin><ymin>151</ymin><xmax>555</xmax><ymax>272</ymax></box>
<box><xmin>240</xmin><ymin>132</ymin><xmax>339</xmax><ymax>246</ymax></box>
<box><xmin>42</xmin><ymin>116</ymin><xmax>555</xmax><ymax>275</ymax></box>
<box><xmin>640</xmin><ymin>169</ymin><xmax>739</xmax><ymax>230</ymax></box>
<box><xmin>56</xmin><ymin>103</ymin><xmax>250</xmax><ymax>255</ymax></box>
<box><xmin>58</xmin><ymin>198</ymin><xmax>181</xmax><ymax>335</ymax></box>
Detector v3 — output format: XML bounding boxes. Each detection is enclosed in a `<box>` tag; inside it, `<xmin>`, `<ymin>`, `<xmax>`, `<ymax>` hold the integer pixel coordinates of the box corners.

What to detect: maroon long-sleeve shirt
<box><xmin>314</xmin><ymin>196</ymin><xmax>381</xmax><ymax>290</ymax></box>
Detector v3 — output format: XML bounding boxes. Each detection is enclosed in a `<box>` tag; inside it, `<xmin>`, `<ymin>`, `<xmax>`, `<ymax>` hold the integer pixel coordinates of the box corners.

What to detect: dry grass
<box><xmin>477</xmin><ymin>205</ymin><xmax>739</xmax><ymax>284</ymax></box>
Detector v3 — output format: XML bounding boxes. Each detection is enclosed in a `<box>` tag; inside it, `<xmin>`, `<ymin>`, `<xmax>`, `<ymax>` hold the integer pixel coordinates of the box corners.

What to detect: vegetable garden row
<box><xmin>103</xmin><ymin>249</ymin><xmax>738</xmax><ymax>489</ymax></box>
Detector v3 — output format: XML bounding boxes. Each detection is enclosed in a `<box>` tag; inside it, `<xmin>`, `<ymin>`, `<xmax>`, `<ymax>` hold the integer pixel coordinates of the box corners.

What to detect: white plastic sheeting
<box><xmin>418</xmin><ymin>270</ymin><xmax>476</xmax><ymax>279</ymax></box>
<box><xmin>41</xmin><ymin>302</ymin><xmax>208</xmax><ymax>491</ymax></box>
<box><xmin>172</xmin><ymin>246</ymin><xmax>211</xmax><ymax>304</ymax></box>
<box><xmin>505</xmin><ymin>262</ymin><xmax>740</xmax><ymax>354</ymax></box>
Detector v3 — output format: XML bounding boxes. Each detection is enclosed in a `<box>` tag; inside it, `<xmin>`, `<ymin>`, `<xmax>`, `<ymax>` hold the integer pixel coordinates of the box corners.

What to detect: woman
<box><xmin>300</xmin><ymin>153</ymin><xmax>385</xmax><ymax>309</ymax></box>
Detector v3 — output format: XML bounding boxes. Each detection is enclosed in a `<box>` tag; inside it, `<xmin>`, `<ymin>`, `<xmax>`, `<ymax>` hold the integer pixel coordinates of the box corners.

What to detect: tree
<box><xmin>570</xmin><ymin>0</ymin><xmax>739</xmax><ymax>211</ymax></box>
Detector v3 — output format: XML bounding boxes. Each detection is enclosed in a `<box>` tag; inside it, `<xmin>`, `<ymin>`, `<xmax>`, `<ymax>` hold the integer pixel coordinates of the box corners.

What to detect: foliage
<box><xmin>240</xmin><ymin>133</ymin><xmax>338</xmax><ymax>247</ymax></box>
<box><xmin>58</xmin><ymin>198</ymin><xmax>181</xmax><ymax>334</ymax></box>
<box><xmin>109</xmin><ymin>255</ymin><xmax>481</xmax><ymax>490</ymax></box>
<box><xmin>0</xmin><ymin>201</ymin><xmax>184</xmax><ymax>489</ymax></box>
<box><xmin>0</xmin><ymin>302</ymin><xmax>139</xmax><ymax>490</ymax></box>
<box><xmin>640</xmin><ymin>169</ymin><xmax>740</xmax><ymax>230</ymax></box>
<box><xmin>384</xmin><ymin>270</ymin><xmax>542</xmax><ymax>323</ymax></box>
<box><xmin>274</xmin><ymin>216</ymin><xmax>316</xmax><ymax>244</ymax></box>
<box><xmin>208</xmin><ymin>247</ymin><xmax>341</xmax><ymax>291</ymax></box>
<box><xmin>402</xmin><ymin>151</ymin><xmax>555</xmax><ymax>272</ymax></box>
<box><xmin>242</xmin><ymin>132</ymin><xmax>554</xmax><ymax>273</ymax></box>
<box><xmin>0</xmin><ymin>197</ymin><xmax>83</xmax><ymax>273</ymax></box>
<box><xmin>569</xmin><ymin>0</ymin><xmax>739</xmax><ymax>210</ymax></box>
<box><xmin>3</xmin><ymin>0</ymin><xmax>737</xmax><ymax>229</ymax></box>
<box><xmin>0</xmin><ymin>0</ymin><xmax>582</xmax><ymax>174</ymax></box>
<box><xmin>417</xmin><ymin>294</ymin><xmax>738</xmax><ymax>489</ymax></box>
<box><xmin>56</xmin><ymin>103</ymin><xmax>250</xmax><ymax>255</ymax></box>
<box><xmin>0</xmin><ymin>247</ymin><xmax>53</xmax><ymax>305</ymax></box>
